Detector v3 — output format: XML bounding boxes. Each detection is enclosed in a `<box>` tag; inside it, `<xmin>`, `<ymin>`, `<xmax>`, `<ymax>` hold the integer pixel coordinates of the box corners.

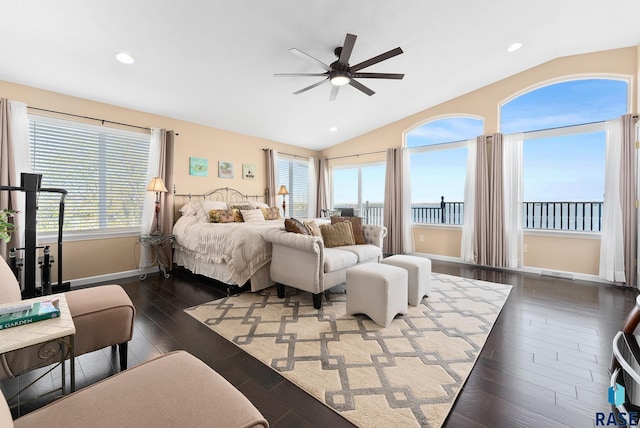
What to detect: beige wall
<box><xmin>321</xmin><ymin>46</ymin><xmax>638</xmax><ymax>276</ymax></box>
<box><xmin>0</xmin><ymin>80</ymin><xmax>318</xmax><ymax>282</ymax></box>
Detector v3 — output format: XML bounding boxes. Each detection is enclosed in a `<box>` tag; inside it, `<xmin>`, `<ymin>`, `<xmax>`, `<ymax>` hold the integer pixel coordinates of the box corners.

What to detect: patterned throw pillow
<box><xmin>208</xmin><ymin>209</ymin><xmax>235</xmax><ymax>223</ymax></box>
<box><xmin>232</xmin><ymin>208</ymin><xmax>243</xmax><ymax>222</ymax></box>
<box><xmin>261</xmin><ymin>207</ymin><xmax>281</xmax><ymax>220</ymax></box>
<box><xmin>240</xmin><ymin>209</ymin><xmax>266</xmax><ymax>223</ymax></box>
<box><xmin>303</xmin><ymin>220</ymin><xmax>323</xmax><ymax>239</ymax></box>
<box><xmin>228</xmin><ymin>203</ymin><xmax>254</xmax><ymax>211</ymax></box>
<box><xmin>331</xmin><ymin>216</ymin><xmax>366</xmax><ymax>244</ymax></box>
<box><xmin>285</xmin><ymin>218</ymin><xmax>310</xmax><ymax>235</ymax></box>
<box><xmin>320</xmin><ymin>221</ymin><xmax>356</xmax><ymax>248</ymax></box>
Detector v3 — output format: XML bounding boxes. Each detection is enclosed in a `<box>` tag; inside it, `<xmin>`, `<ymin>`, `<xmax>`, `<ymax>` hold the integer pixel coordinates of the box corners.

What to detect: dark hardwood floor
<box><xmin>2</xmin><ymin>260</ymin><xmax>638</xmax><ymax>427</ymax></box>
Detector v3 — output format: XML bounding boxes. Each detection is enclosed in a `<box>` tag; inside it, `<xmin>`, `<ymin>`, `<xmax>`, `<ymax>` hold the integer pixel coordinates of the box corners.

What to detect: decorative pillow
<box><xmin>261</xmin><ymin>207</ymin><xmax>281</xmax><ymax>220</ymax></box>
<box><xmin>320</xmin><ymin>221</ymin><xmax>356</xmax><ymax>248</ymax></box>
<box><xmin>251</xmin><ymin>201</ymin><xmax>270</xmax><ymax>209</ymax></box>
<box><xmin>331</xmin><ymin>216</ymin><xmax>366</xmax><ymax>245</ymax></box>
<box><xmin>285</xmin><ymin>218</ymin><xmax>310</xmax><ymax>235</ymax></box>
<box><xmin>232</xmin><ymin>208</ymin><xmax>243</xmax><ymax>222</ymax></box>
<box><xmin>240</xmin><ymin>209</ymin><xmax>266</xmax><ymax>223</ymax></box>
<box><xmin>228</xmin><ymin>203</ymin><xmax>254</xmax><ymax>211</ymax></box>
<box><xmin>209</xmin><ymin>209</ymin><xmax>235</xmax><ymax>223</ymax></box>
<box><xmin>303</xmin><ymin>220</ymin><xmax>322</xmax><ymax>239</ymax></box>
<box><xmin>179</xmin><ymin>201</ymin><xmax>198</xmax><ymax>217</ymax></box>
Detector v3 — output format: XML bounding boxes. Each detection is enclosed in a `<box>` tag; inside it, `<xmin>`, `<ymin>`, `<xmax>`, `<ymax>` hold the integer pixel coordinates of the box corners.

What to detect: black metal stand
<box><xmin>0</xmin><ymin>173</ymin><xmax>70</xmax><ymax>298</ymax></box>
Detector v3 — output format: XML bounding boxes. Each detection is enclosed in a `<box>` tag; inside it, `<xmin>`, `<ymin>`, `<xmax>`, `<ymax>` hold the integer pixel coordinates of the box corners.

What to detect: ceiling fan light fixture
<box><xmin>330</xmin><ymin>71</ymin><xmax>351</xmax><ymax>86</ymax></box>
<box><xmin>115</xmin><ymin>52</ymin><xmax>135</xmax><ymax>64</ymax></box>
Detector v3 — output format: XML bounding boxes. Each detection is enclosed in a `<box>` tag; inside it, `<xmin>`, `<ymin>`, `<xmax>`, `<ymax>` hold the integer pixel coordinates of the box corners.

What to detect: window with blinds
<box><xmin>29</xmin><ymin>116</ymin><xmax>150</xmax><ymax>235</ymax></box>
<box><xmin>277</xmin><ymin>155</ymin><xmax>309</xmax><ymax>218</ymax></box>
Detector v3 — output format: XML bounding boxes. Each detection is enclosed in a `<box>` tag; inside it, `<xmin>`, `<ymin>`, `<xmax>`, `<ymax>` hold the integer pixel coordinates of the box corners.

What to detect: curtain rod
<box><xmin>327</xmin><ymin>150</ymin><xmax>386</xmax><ymax>161</ymax></box>
<box><xmin>28</xmin><ymin>106</ymin><xmax>152</xmax><ymax>132</ymax></box>
<box><xmin>262</xmin><ymin>148</ymin><xmax>309</xmax><ymax>160</ymax></box>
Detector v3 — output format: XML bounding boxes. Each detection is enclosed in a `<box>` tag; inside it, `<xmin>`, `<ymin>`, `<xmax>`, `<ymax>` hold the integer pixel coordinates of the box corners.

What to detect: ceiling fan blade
<box><xmin>289</xmin><ymin>48</ymin><xmax>332</xmax><ymax>72</ymax></box>
<box><xmin>352</xmin><ymin>72</ymin><xmax>404</xmax><ymax>79</ymax></box>
<box><xmin>349</xmin><ymin>79</ymin><xmax>375</xmax><ymax>96</ymax></box>
<box><xmin>274</xmin><ymin>73</ymin><xmax>328</xmax><ymax>77</ymax></box>
<box><xmin>351</xmin><ymin>47</ymin><xmax>404</xmax><ymax>72</ymax></box>
<box><xmin>339</xmin><ymin>33</ymin><xmax>357</xmax><ymax>64</ymax></box>
<box><xmin>293</xmin><ymin>78</ymin><xmax>329</xmax><ymax>95</ymax></box>
<box><xmin>329</xmin><ymin>85</ymin><xmax>340</xmax><ymax>102</ymax></box>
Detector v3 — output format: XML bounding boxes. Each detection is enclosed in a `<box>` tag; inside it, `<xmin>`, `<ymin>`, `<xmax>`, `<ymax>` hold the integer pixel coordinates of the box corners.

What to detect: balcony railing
<box><xmin>336</xmin><ymin>200</ymin><xmax>604</xmax><ymax>232</ymax></box>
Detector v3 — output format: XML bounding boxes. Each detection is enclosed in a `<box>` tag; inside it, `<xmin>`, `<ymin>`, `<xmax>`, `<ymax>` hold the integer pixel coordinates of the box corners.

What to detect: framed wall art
<box><xmin>218</xmin><ymin>161</ymin><xmax>234</xmax><ymax>178</ymax></box>
<box><xmin>189</xmin><ymin>157</ymin><xmax>208</xmax><ymax>176</ymax></box>
<box><xmin>242</xmin><ymin>164</ymin><xmax>256</xmax><ymax>180</ymax></box>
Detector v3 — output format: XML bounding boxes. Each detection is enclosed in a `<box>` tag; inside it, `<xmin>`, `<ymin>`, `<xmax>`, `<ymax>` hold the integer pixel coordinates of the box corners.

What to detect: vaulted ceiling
<box><xmin>1</xmin><ymin>1</ymin><xmax>640</xmax><ymax>150</ymax></box>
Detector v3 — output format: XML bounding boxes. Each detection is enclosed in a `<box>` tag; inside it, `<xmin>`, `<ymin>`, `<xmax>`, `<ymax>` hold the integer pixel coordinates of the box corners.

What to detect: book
<box><xmin>0</xmin><ymin>302</ymin><xmax>33</xmax><ymax>317</ymax></box>
<box><xmin>0</xmin><ymin>299</ymin><xmax>61</xmax><ymax>330</ymax></box>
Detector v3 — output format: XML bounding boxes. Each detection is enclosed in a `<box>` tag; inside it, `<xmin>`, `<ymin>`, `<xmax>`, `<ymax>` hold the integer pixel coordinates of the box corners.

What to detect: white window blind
<box><xmin>29</xmin><ymin>116</ymin><xmax>150</xmax><ymax>235</ymax></box>
<box><xmin>277</xmin><ymin>155</ymin><xmax>309</xmax><ymax>218</ymax></box>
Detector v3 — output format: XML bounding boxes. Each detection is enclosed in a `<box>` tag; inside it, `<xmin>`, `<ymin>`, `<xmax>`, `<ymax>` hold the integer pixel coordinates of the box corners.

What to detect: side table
<box><xmin>138</xmin><ymin>234</ymin><xmax>174</xmax><ymax>280</ymax></box>
<box><xmin>0</xmin><ymin>294</ymin><xmax>76</xmax><ymax>408</ymax></box>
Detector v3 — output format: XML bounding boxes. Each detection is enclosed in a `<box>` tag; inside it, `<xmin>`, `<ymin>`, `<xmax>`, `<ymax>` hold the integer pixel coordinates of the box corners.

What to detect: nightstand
<box><xmin>138</xmin><ymin>234</ymin><xmax>174</xmax><ymax>280</ymax></box>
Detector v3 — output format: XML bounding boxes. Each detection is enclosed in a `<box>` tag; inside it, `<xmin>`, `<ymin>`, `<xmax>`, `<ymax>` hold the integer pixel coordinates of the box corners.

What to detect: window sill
<box><xmin>523</xmin><ymin>229</ymin><xmax>601</xmax><ymax>239</ymax></box>
<box><xmin>38</xmin><ymin>228</ymin><xmax>141</xmax><ymax>243</ymax></box>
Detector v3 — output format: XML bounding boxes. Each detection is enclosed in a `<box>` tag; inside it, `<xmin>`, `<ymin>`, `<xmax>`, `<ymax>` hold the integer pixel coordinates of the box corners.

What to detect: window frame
<box><xmin>277</xmin><ymin>153</ymin><xmax>311</xmax><ymax>218</ymax></box>
<box><xmin>330</xmin><ymin>162</ymin><xmax>385</xmax><ymax>223</ymax></box>
<box><xmin>28</xmin><ymin>114</ymin><xmax>151</xmax><ymax>242</ymax></box>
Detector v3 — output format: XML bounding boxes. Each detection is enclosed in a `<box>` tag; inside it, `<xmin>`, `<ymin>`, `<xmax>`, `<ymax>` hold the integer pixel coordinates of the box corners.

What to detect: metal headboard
<box><xmin>174</xmin><ymin>186</ymin><xmax>267</xmax><ymax>204</ymax></box>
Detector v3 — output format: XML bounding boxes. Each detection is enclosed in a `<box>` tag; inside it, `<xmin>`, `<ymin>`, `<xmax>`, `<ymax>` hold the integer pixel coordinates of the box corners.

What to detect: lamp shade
<box><xmin>277</xmin><ymin>185</ymin><xmax>289</xmax><ymax>196</ymax></box>
<box><xmin>147</xmin><ymin>177</ymin><xmax>168</xmax><ymax>193</ymax></box>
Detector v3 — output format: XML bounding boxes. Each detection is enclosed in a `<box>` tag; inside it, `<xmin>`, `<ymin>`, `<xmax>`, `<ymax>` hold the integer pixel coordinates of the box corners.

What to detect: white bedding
<box><xmin>172</xmin><ymin>216</ymin><xmax>284</xmax><ymax>286</ymax></box>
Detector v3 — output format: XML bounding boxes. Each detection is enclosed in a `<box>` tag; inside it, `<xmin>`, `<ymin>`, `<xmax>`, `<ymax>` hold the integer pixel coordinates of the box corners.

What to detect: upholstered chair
<box><xmin>0</xmin><ymin>256</ymin><xmax>135</xmax><ymax>380</ymax></box>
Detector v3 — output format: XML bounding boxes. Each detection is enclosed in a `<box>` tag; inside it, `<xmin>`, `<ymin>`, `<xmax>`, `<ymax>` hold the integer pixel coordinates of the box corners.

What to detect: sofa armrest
<box><xmin>264</xmin><ymin>229</ymin><xmax>323</xmax><ymax>253</ymax></box>
<box><xmin>362</xmin><ymin>224</ymin><xmax>387</xmax><ymax>249</ymax></box>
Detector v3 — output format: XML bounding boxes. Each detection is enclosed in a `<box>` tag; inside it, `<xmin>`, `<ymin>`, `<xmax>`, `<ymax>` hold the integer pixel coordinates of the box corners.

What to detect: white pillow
<box><xmin>252</xmin><ymin>201</ymin><xmax>270</xmax><ymax>209</ymax></box>
<box><xmin>201</xmin><ymin>200</ymin><xmax>228</xmax><ymax>211</ymax></box>
<box><xmin>241</xmin><ymin>209</ymin><xmax>266</xmax><ymax>223</ymax></box>
<box><xmin>179</xmin><ymin>202</ymin><xmax>197</xmax><ymax>216</ymax></box>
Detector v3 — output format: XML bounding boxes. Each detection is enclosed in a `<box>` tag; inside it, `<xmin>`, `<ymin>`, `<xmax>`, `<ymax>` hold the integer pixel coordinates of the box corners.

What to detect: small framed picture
<box><xmin>242</xmin><ymin>164</ymin><xmax>256</xmax><ymax>180</ymax></box>
<box><xmin>189</xmin><ymin>157</ymin><xmax>208</xmax><ymax>176</ymax></box>
<box><xmin>218</xmin><ymin>161</ymin><xmax>234</xmax><ymax>179</ymax></box>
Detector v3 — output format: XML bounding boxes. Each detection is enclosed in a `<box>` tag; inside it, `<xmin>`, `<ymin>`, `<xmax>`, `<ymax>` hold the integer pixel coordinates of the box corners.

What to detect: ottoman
<box><xmin>381</xmin><ymin>255</ymin><xmax>431</xmax><ymax>306</ymax></box>
<box><xmin>346</xmin><ymin>263</ymin><xmax>408</xmax><ymax>327</ymax></box>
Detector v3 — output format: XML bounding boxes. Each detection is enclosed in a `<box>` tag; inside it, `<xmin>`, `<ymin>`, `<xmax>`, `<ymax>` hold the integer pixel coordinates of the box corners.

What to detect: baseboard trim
<box><xmin>69</xmin><ymin>267</ymin><xmax>154</xmax><ymax>288</ymax></box>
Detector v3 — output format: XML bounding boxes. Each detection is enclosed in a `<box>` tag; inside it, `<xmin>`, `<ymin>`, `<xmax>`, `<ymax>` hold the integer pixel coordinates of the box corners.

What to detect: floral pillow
<box><xmin>209</xmin><ymin>209</ymin><xmax>235</xmax><ymax>223</ymax></box>
<box><xmin>261</xmin><ymin>207</ymin><xmax>281</xmax><ymax>220</ymax></box>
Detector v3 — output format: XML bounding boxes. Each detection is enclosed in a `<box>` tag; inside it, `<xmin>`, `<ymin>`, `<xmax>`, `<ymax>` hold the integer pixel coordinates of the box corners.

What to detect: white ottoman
<box><xmin>346</xmin><ymin>263</ymin><xmax>408</xmax><ymax>327</ymax></box>
<box><xmin>381</xmin><ymin>255</ymin><xmax>431</xmax><ymax>306</ymax></box>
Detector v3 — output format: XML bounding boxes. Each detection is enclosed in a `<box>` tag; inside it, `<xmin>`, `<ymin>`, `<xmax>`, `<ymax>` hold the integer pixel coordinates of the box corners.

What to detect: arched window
<box><xmin>500</xmin><ymin>78</ymin><xmax>628</xmax><ymax>231</ymax></box>
<box><xmin>405</xmin><ymin>116</ymin><xmax>483</xmax><ymax>224</ymax></box>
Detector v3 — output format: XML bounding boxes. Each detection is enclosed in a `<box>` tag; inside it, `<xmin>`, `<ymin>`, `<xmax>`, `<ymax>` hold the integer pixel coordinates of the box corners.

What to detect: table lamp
<box><xmin>277</xmin><ymin>185</ymin><xmax>289</xmax><ymax>217</ymax></box>
<box><xmin>147</xmin><ymin>177</ymin><xmax>168</xmax><ymax>234</ymax></box>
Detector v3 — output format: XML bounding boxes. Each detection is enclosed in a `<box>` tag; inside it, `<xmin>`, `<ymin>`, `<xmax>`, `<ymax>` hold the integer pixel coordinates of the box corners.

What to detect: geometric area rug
<box><xmin>185</xmin><ymin>273</ymin><xmax>512</xmax><ymax>428</ymax></box>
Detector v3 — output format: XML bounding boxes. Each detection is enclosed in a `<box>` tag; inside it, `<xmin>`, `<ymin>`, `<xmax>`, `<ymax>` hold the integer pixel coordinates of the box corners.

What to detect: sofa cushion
<box><xmin>304</xmin><ymin>220</ymin><xmax>323</xmax><ymax>240</ymax></box>
<box><xmin>338</xmin><ymin>244</ymin><xmax>382</xmax><ymax>263</ymax></box>
<box><xmin>320</xmin><ymin>221</ymin><xmax>355</xmax><ymax>248</ymax></box>
<box><xmin>331</xmin><ymin>216</ymin><xmax>366</xmax><ymax>244</ymax></box>
<box><xmin>323</xmin><ymin>248</ymin><xmax>358</xmax><ymax>273</ymax></box>
<box><xmin>285</xmin><ymin>218</ymin><xmax>310</xmax><ymax>234</ymax></box>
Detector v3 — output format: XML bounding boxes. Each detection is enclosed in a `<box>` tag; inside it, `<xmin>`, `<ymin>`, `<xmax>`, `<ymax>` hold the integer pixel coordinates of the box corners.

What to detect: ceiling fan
<box><xmin>275</xmin><ymin>33</ymin><xmax>404</xmax><ymax>101</ymax></box>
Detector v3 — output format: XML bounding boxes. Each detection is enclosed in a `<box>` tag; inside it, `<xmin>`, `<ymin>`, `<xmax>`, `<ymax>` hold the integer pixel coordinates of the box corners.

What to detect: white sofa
<box><xmin>264</xmin><ymin>224</ymin><xmax>387</xmax><ymax>309</ymax></box>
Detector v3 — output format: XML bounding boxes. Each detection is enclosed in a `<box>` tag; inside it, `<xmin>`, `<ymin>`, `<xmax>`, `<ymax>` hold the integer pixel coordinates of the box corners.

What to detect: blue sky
<box><xmin>334</xmin><ymin>78</ymin><xmax>628</xmax><ymax>206</ymax></box>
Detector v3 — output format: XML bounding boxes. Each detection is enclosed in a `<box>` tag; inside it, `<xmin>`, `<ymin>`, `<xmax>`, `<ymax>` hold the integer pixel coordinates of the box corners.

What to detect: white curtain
<box><xmin>9</xmin><ymin>101</ymin><xmax>30</xmax><ymax>249</ymax></box>
<box><xmin>307</xmin><ymin>156</ymin><xmax>317</xmax><ymax>218</ymax></box>
<box><xmin>460</xmin><ymin>138</ymin><xmax>477</xmax><ymax>263</ymax></box>
<box><xmin>401</xmin><ymin>147</ymin><xmax>413</xmax><ymax>254</ymax></box>
<box><xmin>139</xmin><ymin>128</ymin><xmax>162</xmax><ymax>268</ymax></box>
<box><xmin>503</xmin><ymin>133</ymin><xmax>523</xmax><ymax>268</ymax></box>
<box><xmin>599</xmin><ymin>118</ymin><xmax>626</xmax><ymax>282</ymax></box>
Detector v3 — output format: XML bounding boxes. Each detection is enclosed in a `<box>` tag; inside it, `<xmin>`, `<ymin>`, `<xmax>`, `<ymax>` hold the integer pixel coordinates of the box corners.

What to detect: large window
<box><xmin>501</xmin><ymin>78</ymin><xmax>628</xmax><ymax>232</ymax></box>
<box><xmin>407</xmin><ymin>117</ymin><xmax>483</xmax><ymax>224</ymax></box>
<box><xmin>332</xmin><ymin>163</ymin><xmax>385</xmax><ymax>225</ymax></box>
<box><xmin>277</xmin><ymin>154</ymin><xmax>310</xmax><ymax>218</ymax></box>
<box><xmin>29</xmin><ymin>116</ymin><xmax>150</xmax><ymax>236</ymax></box>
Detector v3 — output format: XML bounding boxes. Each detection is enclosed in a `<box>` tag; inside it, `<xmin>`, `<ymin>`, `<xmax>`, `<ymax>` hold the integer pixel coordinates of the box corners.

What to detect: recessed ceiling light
<box><xmin>507</xmin><ymin>42</ymin><xmax>523</xmax><ymax>53</ymax></box>
<box><xmin>329</xmin><ymin>126</ymin><xmax>338</xmax><ymax>132</ymax></box>
<box><xmin>115</xmin><ymin>52</ymin><xmax>135</xmax><ymax>64</ymax></box>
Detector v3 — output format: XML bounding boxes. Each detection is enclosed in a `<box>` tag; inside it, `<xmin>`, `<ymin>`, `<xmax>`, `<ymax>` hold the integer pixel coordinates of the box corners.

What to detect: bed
<box><xmin>172</xmin><ymin>187</ymin><xmax>284</xmax><ymax>292</ymax></box>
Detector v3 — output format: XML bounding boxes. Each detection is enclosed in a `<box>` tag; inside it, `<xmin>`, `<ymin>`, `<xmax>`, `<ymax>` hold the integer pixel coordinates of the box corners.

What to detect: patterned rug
<box><xmin>185</xmin><ymin>273</ymin><xmax>512</xmax><ymax>427</ymax></box>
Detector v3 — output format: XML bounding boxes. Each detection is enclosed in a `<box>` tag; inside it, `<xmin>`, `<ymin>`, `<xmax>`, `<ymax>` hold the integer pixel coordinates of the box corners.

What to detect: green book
<box><xmin>0</xmin><ymin>299</ymin><xmax>61</xmax><ymax>330</ymax></box>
